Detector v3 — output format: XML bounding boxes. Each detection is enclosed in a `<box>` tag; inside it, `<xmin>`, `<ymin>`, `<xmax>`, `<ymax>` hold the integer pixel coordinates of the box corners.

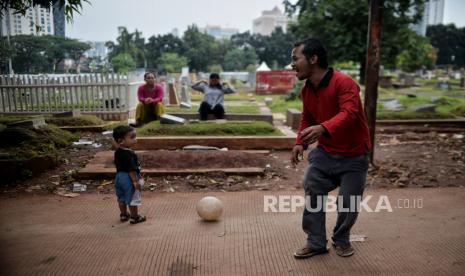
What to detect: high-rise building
<box><xmin>411</xmin><ymin>0</ymin><xmax>445</xmax><ymax>36</ymax></box>
<box><xmin>1</xmin><ymin>6</ymin><xmax>54</xmax><ymax>37</ymax></box>
<box><xmin>252</xmin><ymin>6</ymin><xmax>290</xmax><ymax>36</ymax></box>
<box><xmin>84</xmin><ymin>41</ymin><xmax>109</xmax><ymax>58</ymax></box>
<box><xmin>199</xmin><ymin>25</ymin><xmax>239</xmax><ymax>40</ymax></box>
<box><xmin>428</xmin><ymin>0</ymin><xmax>445</xmax><ymax>25</ymax></box>
<box><xmin>53</xmin><ymin>3</ymin><xmax>65</xmax><ymax>37</ymax></box>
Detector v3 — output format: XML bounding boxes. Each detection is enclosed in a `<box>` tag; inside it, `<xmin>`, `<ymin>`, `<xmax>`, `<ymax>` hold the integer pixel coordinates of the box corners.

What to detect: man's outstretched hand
<box><xmin>291</xmin><ymin>145</ymin><xmax>304</xmax><ymax>167</ymax></box>
<box><xmin>299</xmin><ymin>125</ymin><xmax>326</xmax><ymax>145</ymax></box>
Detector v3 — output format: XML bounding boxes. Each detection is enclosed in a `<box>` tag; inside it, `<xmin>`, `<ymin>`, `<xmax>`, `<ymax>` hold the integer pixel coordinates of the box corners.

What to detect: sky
<box><xmin>66</xmin><ymin>0</ymin><xmax>286</xmax><ymax>41</ymax></box>
<box><xmin>66</xmin><ymin>0</ymin><xmax>465</xmax><ymax>42</ymax></box>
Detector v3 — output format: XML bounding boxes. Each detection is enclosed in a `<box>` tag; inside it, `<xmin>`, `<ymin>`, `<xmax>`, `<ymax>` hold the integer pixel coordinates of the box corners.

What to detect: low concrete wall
<box><xmin>135</xmin><ymin>136</ymin><xmax>295</xmax><ymax>150</ymax></box>
<box><xmin>167</xmin><ymin>112</ymin><xmax>274</xmax><ymax>124</ymax></box>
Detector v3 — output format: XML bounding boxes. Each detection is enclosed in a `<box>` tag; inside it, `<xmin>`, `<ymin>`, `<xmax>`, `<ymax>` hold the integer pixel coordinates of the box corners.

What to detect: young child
<box><xmin>112</xmin><ymin>125</ymin><xmax>146</xmax><ymax>224</ymax></box>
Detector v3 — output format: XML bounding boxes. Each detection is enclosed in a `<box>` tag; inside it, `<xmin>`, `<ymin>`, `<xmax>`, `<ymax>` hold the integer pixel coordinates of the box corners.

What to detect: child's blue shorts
<box><xmin>114</xmin><ymin>172</ymin><xmax>136</xmax><ymax>205</ymax></box>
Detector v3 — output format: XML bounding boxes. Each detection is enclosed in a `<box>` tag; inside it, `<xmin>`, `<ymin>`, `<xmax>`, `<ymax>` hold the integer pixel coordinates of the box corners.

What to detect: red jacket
<box><xmin>296</xmin><ymin>69</ymin><xmax>371</xmax><ymax>156</ymax></box>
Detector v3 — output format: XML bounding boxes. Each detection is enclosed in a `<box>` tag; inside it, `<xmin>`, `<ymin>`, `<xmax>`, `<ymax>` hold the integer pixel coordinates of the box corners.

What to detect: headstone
<box><xmin>162</xmin><ymin>82</ymin><xmax>169</xmax><ymax>105</ymax></box>
<box><xmin>403</xmin><ymin>74</ymin><xmax>415</xmax><ymax>86</ymax></box>
<box><xmin>412</xmin><ymin>104</ymin><xmax>436</xmax><ymax>113</ymax></box>
<box><xmin>179</xmin><ymin>84</ymin><xmax>190</xmax><ymax>103</ymax></box>
<box><xmin>264</xmin><ymin>97</ymin><xmax>273</xmax><ymax>106</ymax></box>
<box><xmin>53</xmin><ymin>109</ymin><xmax>81</xmax><ymax>117</ymax></box>
<box><xmin>460</xmin><ymin>77</ymin><xmax>464</xmax><ymax>88</ymax></box>
<box><xmin>183</xmin><ymin>145</ymin><xmax>221</xmax><ymax>151</ymax></box>
<box><xmin>381</xmin><ymin>99</ymin><xmax>403</xmax><ymax>111</ymax></box>
<box><xmin>286</xmin><ymin>108</ymin><xmax>301</xmax><ymax>130</ymax></box>
<box><xmin>379</xmin><ymin>76</ymin><xmax>392</xmax><ymax>88</ymax></box>
<box><xmin>180</xmin><ymin>102</ymin><xmax>192</xmax><ymax>109</ymax></box>
<box><xmin>168</xmin><ymin>82</ymin><xmax>179</xmax><ymax>105</ymax></box>
<box><xmin>7</xmin><ymin>116</ymin><xmax>46</xmax><ymax>129</ymax></box>
<box><xmin>160</xmin><ymin>114</ymin><xmax>186</xmax><ymax>124</ymax></box>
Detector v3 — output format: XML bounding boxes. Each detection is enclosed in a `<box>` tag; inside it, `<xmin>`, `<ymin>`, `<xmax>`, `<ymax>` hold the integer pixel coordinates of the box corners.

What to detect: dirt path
<box><xmin>1</xmin><ymin>188</ymin><xmax>464</xmax><ymax>275</ymax></box>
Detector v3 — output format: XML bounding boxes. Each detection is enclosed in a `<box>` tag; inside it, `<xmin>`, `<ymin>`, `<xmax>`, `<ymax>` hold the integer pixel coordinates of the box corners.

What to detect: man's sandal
<box><xmin>120</xmin><ymin>213</ymin><xmax>130</xmax><ymax>222</ymax></box>
<box><xmin>130</xmin><ymin>215</ymin><xmax>146</xmax><ymax>224</ymax></box>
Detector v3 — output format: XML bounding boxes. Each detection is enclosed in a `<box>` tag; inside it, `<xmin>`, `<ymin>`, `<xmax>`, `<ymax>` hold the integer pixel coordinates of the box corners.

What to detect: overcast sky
<box><xmin>66</xmin><ymin>0</ymin><xmax>465</xmax><ymax>42</ymax></box>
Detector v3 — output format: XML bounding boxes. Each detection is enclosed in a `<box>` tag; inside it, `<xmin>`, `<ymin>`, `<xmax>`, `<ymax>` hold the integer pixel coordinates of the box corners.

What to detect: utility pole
<box><xmin>5</xmin><ymin>7</ymin><xmax>14</xmax><ymax>74</ymax></box>
<box><xmin>364</xmin><ymin>0</ymin><xmax>382</xmax><ymax>167</ymax></box>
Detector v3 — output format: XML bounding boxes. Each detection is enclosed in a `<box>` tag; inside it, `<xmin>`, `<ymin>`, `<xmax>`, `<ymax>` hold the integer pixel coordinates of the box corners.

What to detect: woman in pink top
<box><xmin>135</xmin><ymin>72</ymin><xmax>166</xmax><ymax>126</ymax></box>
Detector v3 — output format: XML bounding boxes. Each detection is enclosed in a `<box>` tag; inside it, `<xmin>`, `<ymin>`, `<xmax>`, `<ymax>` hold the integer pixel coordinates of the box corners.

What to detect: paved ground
<box><xmin>1</xmin><ymin>187</ymin><xmax>465</xmax><ymax>275</ymax></box>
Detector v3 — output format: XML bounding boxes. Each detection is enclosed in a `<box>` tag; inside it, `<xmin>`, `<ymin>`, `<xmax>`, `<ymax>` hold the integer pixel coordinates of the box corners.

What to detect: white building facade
<box><xmin>1</xmin><ymin>6</ymin><xmax>54</xmax><ymax>37</ymax></box>
<box><xmin>252</xmin><ymin>6</ymin><xmax>290</xmax><ymax>36</ymax></box>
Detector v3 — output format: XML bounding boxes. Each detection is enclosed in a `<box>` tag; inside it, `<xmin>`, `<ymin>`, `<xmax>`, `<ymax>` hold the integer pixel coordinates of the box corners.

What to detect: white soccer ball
<box><xmin>196</xmin><ymin>196</ymin><xmax>224</xmax><ymax>221</ymax></box>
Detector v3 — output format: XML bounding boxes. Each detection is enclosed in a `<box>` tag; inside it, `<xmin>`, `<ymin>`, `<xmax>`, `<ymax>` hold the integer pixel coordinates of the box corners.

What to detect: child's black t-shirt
<box><xmin>114</xmin><ymin>148</ymin><xmax>141</xmax><ymax>174</ymax></box>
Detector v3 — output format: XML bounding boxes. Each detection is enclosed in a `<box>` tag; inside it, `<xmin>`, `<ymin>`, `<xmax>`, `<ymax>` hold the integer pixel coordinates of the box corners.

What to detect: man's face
<box><xmin>291</xmin><ymin>45</ymin><xmax>312</xmax><ymax>80</ymax></box>
<box><xmin>145</xmin><ymin>74</ymin><xmax>156</xmax><ymax>85</ymax></box>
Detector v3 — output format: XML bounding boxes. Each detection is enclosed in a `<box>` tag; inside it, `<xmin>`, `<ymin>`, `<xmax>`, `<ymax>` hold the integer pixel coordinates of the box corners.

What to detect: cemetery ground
<box><xmin>0</xmin><ymin>82</ymin><xmax>465</xmax><ymax>275</ymax></box>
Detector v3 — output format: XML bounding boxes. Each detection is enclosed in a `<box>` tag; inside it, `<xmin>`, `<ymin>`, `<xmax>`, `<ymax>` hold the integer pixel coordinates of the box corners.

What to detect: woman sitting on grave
<box><xmin>191</xmin><ymin>73</ymin><xmax>235</xmax><ymax>120</ymax></box>
<box><xmin>135</xmin><ymin>72</ymin><xmax>166</xmax><ymax>126</ymax></box>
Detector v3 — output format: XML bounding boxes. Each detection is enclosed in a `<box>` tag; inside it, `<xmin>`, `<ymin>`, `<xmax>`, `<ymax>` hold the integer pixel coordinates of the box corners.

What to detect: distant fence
<box><xmin>0</xmin><ymin>74</ymin><xmax>143</xmax><ymax>120</ymax></box>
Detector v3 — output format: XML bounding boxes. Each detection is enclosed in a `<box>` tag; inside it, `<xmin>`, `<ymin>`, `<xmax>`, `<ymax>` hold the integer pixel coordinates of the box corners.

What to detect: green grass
<box><xmin>190</xmin><ymin>91</ymin><xmax>254</xmax><ymax>102</ymax></box>
<box><xmin>166</xmin><ymin>104</ymin><xmax>260</xmax><ymax>114</ymax></box>
<box><xmin>0</xmin><ymin>124</ymin><xmax>78</xmax><ymax>160</ymax></box>
<box><xmin>0</xmin><ymin>114</ymin><xmax>105</xmax><ymax>127</ymax></box>
<box><xmin>376</xmin><ymin>111</ymin><xmax>454</xmax><ymax>119</ymax></box>
<box><xmin>255</xmin><ymin>94</ymin><xmax>303</xmax><ymax>113</ymax></box>
<box><xmin>45</xmin><ymin>115</ymin><xmax>105</xmax><ymax>126</ymax></box>
<box><xmin>137</xmin><ymin>121</ymin><xmax>283</xmax><ymax>136</ymax></box>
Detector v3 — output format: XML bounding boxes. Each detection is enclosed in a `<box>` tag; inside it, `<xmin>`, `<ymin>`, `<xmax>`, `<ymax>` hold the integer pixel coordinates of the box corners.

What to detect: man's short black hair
<box><xmin>294</xmin><ymin>38</ymin><xmax>328</xmax><ymax>69</ymax></box>
<box><xmin>209</xmin><ymin>73</ymin><xmax>220</xmax><ymax>79</ymax></box>
<box><xmin>113</xmin><ymin>125</ymin><xmax>134</xmax><ymax>142</ymax></box>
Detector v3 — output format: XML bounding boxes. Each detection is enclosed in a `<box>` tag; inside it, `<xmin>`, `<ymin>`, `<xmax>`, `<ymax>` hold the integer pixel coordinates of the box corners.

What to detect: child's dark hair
<box><xmin>113</xmin><ymin>125</ymin><xmax>134</xmax><ymax>142</ymax></box>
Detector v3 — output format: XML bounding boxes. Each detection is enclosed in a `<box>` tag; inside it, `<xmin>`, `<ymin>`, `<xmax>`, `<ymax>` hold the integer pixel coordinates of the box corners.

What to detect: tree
<box><xmin>183</xmin><ymin>25</ymin><xmax>219</xmax><ymax>72</ymax></box>
<box><xmin>224</xmin><ymin>48</ymin><xmax>258</xmax><ymax>71</ymax></box>
<box><xmin>231</xmin><ymin>28</ymin><xmax>296</xmax><ymax>69</ymax></box>
<box><xmin>427</xmin><ymin>24</ymin><xmax>465</xmax><ymax>67</ymax></box>
<box><xmin>1</xmin><ymin>35</ymin><xmax>90</xmax><ymax>73</ymax></box>
<box><xmin>0</xmin><ymin>0</ymin><xmax>89</xmax><ymax>22</ymax></box>
<box><xmin>106</xmin><ymin>27</ymin><xmax>146</xmax><ymax>69</ymax></box>
<box><xmin>396</xmin><ymin>30</ymin><xmax>437</xmax><ymax>72</ymax></box>
<box><xmin>156</xmin><ymin>52</ymin><xmax>188</xmax><ymax>73</ymax></box>
<box><xmin>111</xmin><ymin>53</ymin><xmax>136</xmax><ymax>74</ymax></box>
<box><xmin>145</xmin><ymin>34</ymin><xmax>186</xmax><ymax>69</ymax></box>
<box><xmin>284</xmin><ymin>0</ymin><xmax>427</xmax><ymax>82</ymax></box>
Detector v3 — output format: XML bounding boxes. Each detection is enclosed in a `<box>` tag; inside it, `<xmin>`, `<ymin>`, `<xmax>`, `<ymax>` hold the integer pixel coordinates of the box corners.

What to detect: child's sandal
<box><xmin>120</xmin><ymin>213</ymin><xmax>130</xmax><ymax>222</ymax></box>
<box><xmin>130</xmin><ymin>215</ymin><xmax>146</xmax><ymax>224</ymax></box>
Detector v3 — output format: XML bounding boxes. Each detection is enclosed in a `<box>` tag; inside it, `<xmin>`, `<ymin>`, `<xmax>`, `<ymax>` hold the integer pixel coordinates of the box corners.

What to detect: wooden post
<box><xmin>364</xmin><ymin>0</ymin><xmax>383</xmax><ymax>166</ymax></box>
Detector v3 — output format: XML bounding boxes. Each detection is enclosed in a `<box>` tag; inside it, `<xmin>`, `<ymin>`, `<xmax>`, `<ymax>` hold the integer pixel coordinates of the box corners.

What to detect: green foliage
<box><xmin>396</xmin><ymin>30</ymin><xmax>437</xmax><ymax>72</ymax></box>
<box><xmin>427</xmin><ymin>24</ymin><xmax>465</xmax><ymax>67</ymax></box>
<box><xmin>231</xmin><ymin>27</ymin><xmax>296</xmax><ymax>69</ymax></box>
<box><xmin>1</xmin><ymin>35</ymin><xmax>90</xmax><ymax>73</ymax></box>
<box><xmin>157</xmin><ymin>52</ymin><xmax>188</xmax><ymax>73</ymax></box>
<box><xmin>284</xmin><ymin>0</ymin><xmax>427</xmax><ymax>79</ymax></box>
<box><xmin>0</xmin><ymin>0</ymin><xmax>89</xmax><ymax>22</ymax></box>
<box><xmin>209</xmin><ymin>64</ymin><xmax>223</xmax><ymax>73</ymax></box>
<box><xmin>111</xmin><ymin>53</ymin><xmax>136</xmax><ymax>74</ymax></box>
<box><xmin>145</xmin><ymin>34</ymin><xmax>186</xmax><ymax>69</ymax></box>
<box><xmin>106</xmin><ymin>27</ymin><xmax>146</xmax><ymax>69</ymax></box>
<box><xmin>224</xmin><ymin>48</ymin><xmax>258</xmax><ymax>71</ymax></box>
<box><xmin>183</xmin><ymin>25</ymin><xmax>223</xmax><ymax>72</ymax></box>
<box><xmin>137</xmin><ymin>121</ymin><xmax>282</xmax><ymax>136</ymax></box>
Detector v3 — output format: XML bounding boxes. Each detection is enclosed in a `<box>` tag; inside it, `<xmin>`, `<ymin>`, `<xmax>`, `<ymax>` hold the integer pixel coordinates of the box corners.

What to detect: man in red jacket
<box><xmin>290</xmin><ymin>38</ymin><xmax>371</xmax><ymax>259</ymax></box>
